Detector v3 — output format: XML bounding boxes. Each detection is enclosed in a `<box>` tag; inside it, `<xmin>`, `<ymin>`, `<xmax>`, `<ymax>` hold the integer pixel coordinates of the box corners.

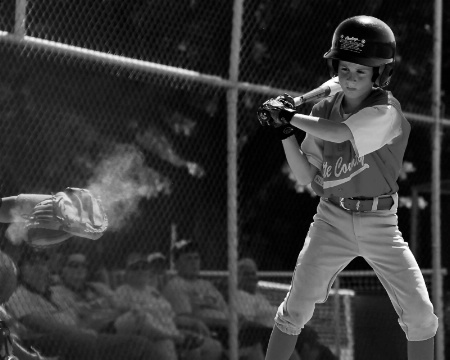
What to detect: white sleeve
<box><xmin>300</xmin><ymin>133</ymin><xmax>323</xmax><ymax>170</ymax></box>
<box><xmin>343</xmin><ymin>105</ymin><xmax>402</xmax><ymax>157</ymax></box>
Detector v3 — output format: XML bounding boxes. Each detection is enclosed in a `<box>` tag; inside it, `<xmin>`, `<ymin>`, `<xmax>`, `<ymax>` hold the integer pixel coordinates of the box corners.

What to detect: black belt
<box><xmin>327</xmin><ymin>196</ymin><xmax>394</xmax><ymax>212</ymax></box>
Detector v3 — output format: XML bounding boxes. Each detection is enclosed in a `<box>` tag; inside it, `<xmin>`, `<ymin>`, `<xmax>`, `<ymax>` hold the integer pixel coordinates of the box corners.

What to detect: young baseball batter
<box><xmin>257</xmin><ymin>15</ymin><xmax>438</xmax><ymax>360</ymax></box>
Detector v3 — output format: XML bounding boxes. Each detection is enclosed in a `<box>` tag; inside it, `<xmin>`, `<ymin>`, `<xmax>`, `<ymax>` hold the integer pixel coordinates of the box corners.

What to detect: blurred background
<box><xmin>0</xmin><ymin>1</ymin><xmax>448</xmax><ymax>360</ymax></box>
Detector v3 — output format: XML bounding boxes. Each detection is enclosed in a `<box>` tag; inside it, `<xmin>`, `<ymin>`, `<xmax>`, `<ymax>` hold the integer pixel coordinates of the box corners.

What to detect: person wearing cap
<box><xmin>0</xmin><ymin>250</ymin><xmax>54</xmax><ymax>360</ymax></box>
<box><xmin>147</xmin><ymin>252</ymin><xmax>170</xmax><ymax>291</ymax></box>
<box><xmin>114</xmin><ymin>252</ymin><xmax>222</xmax><ymax>360</ymax></box>
<box><xmin>163</xmin><ymin>240</ymin><xmax>265</xmax><ymax>360</ymax></box>
<box><xmin>5</xmin><ymin>247</ymin><xmax>169</xmax><ymax>360</ymax></box>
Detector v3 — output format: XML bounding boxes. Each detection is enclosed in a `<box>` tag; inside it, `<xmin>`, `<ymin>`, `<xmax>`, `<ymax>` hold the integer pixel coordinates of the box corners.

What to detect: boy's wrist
<box><xmin>275</xmin><ymin>124</ymin><xmax>298</xmax><ymax>140</ymax></box>
<box><xmin>278</xmin><ymin>108</ymin><xmax>297</xmax><ymax>124</ymax></box>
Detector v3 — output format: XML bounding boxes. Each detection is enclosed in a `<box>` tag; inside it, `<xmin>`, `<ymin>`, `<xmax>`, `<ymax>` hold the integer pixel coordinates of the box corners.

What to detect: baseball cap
<box><xmin>238</xmin><ymin>258</ymin><xmax>258</xmax><ymax>272</ymax></box>
<box><xmin>147</xmin><ymin>252</ymin><xmax>167</xmax><ymax>265</ymax></box>
<box><xmin>67</xmin><ymin>253</ymin><xmax>87</xmax><ymax>264</ymax></box>
<box><xmin>65</xmin><ymin>253</ymin><xmax>87</xmax><ymax>268</ymax></box>
<box><xmin>126</xmin><ymin>252</ymin><xmax>151</xmax><ymax>270</ymax></box>
<box><xmin>171</xmin><ymin>240</ymin><xmax>199</xmax><ymax>260</ymax></box>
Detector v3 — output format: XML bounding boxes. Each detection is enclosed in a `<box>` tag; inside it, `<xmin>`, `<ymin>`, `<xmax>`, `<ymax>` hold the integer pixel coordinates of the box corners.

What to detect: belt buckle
<box><xmin>339</xmin><ymin>197</ymin><xmax>351</xmax><ymax>211</ymax></box>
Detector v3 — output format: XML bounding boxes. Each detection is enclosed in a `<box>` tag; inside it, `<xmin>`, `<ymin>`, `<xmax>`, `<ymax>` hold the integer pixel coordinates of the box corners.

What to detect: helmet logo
<box><xmin>339</xmin><ymin>35</ymin><xmax>366</xmax><ymax>53</ymax></box>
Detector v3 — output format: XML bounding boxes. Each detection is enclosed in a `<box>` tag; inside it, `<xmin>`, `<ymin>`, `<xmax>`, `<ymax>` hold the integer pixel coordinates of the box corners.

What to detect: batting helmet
<box><xmin>323</xmin><ymin>15</ymin><xmax>396</xmax><ymax>87</ymax></box>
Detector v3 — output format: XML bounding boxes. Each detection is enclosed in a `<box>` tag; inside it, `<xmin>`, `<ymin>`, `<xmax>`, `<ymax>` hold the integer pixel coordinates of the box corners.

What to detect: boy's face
<box><xmin>338</xmin><ymin>60</ymin><xmax>374</xmax><ymax>100</ymax></box>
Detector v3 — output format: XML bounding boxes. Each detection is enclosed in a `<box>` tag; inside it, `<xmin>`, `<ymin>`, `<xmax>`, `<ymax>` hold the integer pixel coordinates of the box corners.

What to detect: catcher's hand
<box><xmin>257</xmin><ymin>94</ymin><xmax>298</xmax><ymax>140</ymax></box>
<box><xmin>25</xmin><ymin>187</ymin><xmax>108</xmax><ymax>248</ymax></box>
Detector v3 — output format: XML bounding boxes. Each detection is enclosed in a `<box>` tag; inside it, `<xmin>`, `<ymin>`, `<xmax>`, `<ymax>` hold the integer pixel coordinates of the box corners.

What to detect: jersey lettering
<box><xmin>322</xmin><ymin>155</ymin><xmax>367</xmax><ymax>182</ymax></box>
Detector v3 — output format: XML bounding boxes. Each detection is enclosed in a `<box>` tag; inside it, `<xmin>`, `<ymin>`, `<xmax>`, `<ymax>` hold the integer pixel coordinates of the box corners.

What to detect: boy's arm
<box><xmin>290</xmin><ymin>114</ymin><xmax>353</xmax><ymax>143</ymax></box>
<box><xmin>257</xmin><ymin>96</ymin><xmax>351</xmax><ymax>143</ymax></box>
<box><xmin>282</xmin><ymin>136</ymin><xmax>319</xmax><ymax>186</ymax></box>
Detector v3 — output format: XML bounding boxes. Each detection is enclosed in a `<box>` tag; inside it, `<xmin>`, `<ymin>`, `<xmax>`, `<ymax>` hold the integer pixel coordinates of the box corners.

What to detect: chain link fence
<box><xmin>0</xmin><ymin>0</ymin><xmax>448</xmax><ymax>360</ymax></box>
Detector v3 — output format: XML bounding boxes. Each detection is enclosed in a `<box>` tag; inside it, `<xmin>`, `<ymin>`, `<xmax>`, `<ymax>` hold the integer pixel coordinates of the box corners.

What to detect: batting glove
<box><xmin>257</xmin><ymin>93</ymin><xmax>298</xmax><ymax>140</ymax></box>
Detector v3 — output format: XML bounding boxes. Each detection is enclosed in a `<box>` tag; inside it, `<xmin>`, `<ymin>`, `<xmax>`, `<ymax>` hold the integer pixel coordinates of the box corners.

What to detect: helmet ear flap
<box><xmin>374</xmin><ymin>62</ymin><xmax>395</xmax><ymax>87</ymax></box>
<box><xmin>327</xmin><ymin>59</ymin><xmax>339</xmax><ymax>78</ymax></box>
<box><xmin>372</xmin><ymin>66</ymin><xmax>381</xmax><ymax>84</ymax></box>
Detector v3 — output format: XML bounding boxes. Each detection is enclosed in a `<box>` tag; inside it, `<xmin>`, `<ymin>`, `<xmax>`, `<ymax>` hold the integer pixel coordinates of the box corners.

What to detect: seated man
<box><xmin>113</xmin><ymin>252</ymin><xmax>222</xmax><ymax>360</ymax></box>
<box><xmin>51</xmin><ymin>252</ymin><xmax>124</xmax><ymax>334</ymax></box>
<box><xmin>5</xmin><ymin>246</ymin><xmax>172</xmax><ymax>360</ymax></box>
<box><xmin>236</xmin><ymin>258</ymin><xmax>278</xmax><ymax>328</ymax></box>
<box><xmin>146</xmin><ymin>252</ymin><xmax>171</xmax><ymax>291</ymax></box>
<box><xmin>162</xmin><ymin>240</ymin><xmax>265</xmax><ymax>360</ymax></box>
<box><xmin>236</xmin><ymin>258</ymin><xmax>300</xmax><ymax>360</ymax></box>
<box><xmin>0</xmin><ymin>250</ymin><xmax>53</xmax><ymax>360</ymax></box>
<box><xmin>294</xmin><ymin>326</ymin><xmax>338</xmax><ymax>360</ymax></box>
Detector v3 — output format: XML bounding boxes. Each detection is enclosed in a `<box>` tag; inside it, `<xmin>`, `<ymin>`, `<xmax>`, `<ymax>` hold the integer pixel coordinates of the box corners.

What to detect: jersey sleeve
<box><xmin>343</xmin><ymin>105</ymin><xmax>402</xmax><ymax>157</ymax></box>
<box><xmin>301</xmin><ymin>105</ymin><xmax>327</xmax><ymax>170</ymax></box>
<box><xmin>301</xmin><ymin>133</ymin><xmax>323</xmax><ymax>170</ymax></box>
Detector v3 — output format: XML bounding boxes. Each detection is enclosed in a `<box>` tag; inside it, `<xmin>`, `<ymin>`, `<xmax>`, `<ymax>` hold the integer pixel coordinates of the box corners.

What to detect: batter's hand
<box><xmin>257</xmin><ymin>94</ymin><xmax>298</xmax><ymax>140</ymax></box>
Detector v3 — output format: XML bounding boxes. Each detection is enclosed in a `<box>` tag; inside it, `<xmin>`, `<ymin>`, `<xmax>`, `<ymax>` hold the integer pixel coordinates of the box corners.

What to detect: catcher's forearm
<box><xmin>0</xmin><ymin>195</ymin><xmax>52</xmax><ymax>223</ymax></box>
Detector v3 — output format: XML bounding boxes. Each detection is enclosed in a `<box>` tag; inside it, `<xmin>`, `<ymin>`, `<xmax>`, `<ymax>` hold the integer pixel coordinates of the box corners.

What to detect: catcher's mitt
<box><xmin>25</xmin><ymin>188</ymin><xmax>108</xmax><ymax>248</ymax></box>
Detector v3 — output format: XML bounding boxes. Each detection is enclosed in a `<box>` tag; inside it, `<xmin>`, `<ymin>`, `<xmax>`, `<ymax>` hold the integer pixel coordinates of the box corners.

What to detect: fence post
<box><xmin>227</xmin><ymin>1</ymin><xmax>244</xmax><ymax>359</ymax></box>
<box><xmin>333</xmin><ymin>276</ymin><xmax>341</xmax><ymax>359</ymax></box>
<box><xmin>14</xmin><ymin>0</ymin><xmax>27</xmax><ymax>39</ymax></box>
<box><xmin>432</xmin><ymin>0</ymin><xmax>444</xmax><ymax>359</ymax></box>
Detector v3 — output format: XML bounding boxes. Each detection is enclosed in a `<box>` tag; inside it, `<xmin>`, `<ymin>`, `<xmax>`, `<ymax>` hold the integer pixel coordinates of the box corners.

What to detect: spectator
<box><xmin>162</xmin><ymin>240</ymin><xmax>265</xmax><ymax>360</ymax></box>
<box><xmin>113</xmin><ymin>252</ymin><xmax>222</xmax><ymax>360</ymax></box>
<box><xmin>0</xmin><ymin>306</ymin><xmax>53</xmax><ymax>360</ymax></box>
<box><xmin>236</xmin><ymin>258</ymin><xmax>278</xmax><ymax>328</ymax></box>
<box><xmin>146</xmin><ymin>252</ymin><xmax>171</xmax><ymax>291</ymax></box>
<box><xmin>5</xmin><ymin>246</ymin><xmax>171</xmax><ymax>360</ymax></box>
<box><xmin>294</xmin><ymin>326</ymin><xmax>338</xmax><ymax>360</ymax></box>
<box><xmin>51</xmin><ymin>252</ymin><xmax>125</xmax><ymax>333</ymax></box>
<box><xmin>236</xmin><ymin>258</ymin><xmax>300</xmax><ymax>360</ymax></box>
<box><xmin>0</xmin><ymin>250</ymin><xmax>53</xmax><ymax>360</ymax></box>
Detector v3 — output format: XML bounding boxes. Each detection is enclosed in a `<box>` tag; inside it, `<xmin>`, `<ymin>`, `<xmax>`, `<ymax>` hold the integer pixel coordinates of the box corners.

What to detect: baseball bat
<box><xmin>257</xmin><ymin>77</ymin><xmax>342</xmax><ymax>127</ymax></box>
<box><xmin>293</xmin><ymin>77</ymin><xmax>341</xmax><ymax>106</ymax></box>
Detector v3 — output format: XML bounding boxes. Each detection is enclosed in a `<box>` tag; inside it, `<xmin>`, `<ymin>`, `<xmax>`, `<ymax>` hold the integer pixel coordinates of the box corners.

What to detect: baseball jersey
<box><xmin>301</xmin><ymin>88</ymin><xmax>410</xmax><ymax>198</ymax></box>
